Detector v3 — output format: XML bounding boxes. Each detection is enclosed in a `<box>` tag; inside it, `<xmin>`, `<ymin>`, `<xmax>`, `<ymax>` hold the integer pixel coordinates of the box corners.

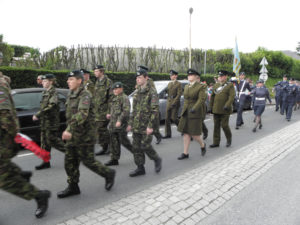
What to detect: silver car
<box><xmin>129</xmin><ymin>80</ymin><xmax>189</xmax><ymax>121</ymax></box>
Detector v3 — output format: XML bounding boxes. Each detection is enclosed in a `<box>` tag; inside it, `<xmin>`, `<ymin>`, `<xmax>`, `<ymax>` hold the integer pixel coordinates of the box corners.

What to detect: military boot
<box><xmin>35</xmin><ymin>190</ymin><xmax>51</xmax><ymax>218</ymax></box>
<box><xmin>105</xmin><ymin>159</ymin><xmax>119</xmax><ymax>166</ymax></box>
<box><xmin>20</xmin><ymin>171</ymin><xmax>32</xmax><ymax>182</ymax></box>
<box><xmin>35</xmin><ymin>162</ymin><xmax>51</xmax><ymax>170</ymax></box>
<box><xmin>105</xmin><ymin>169</ymin><xmax>116</xmax><ymax>191</ymax></box>
<box><xmin>95</xmin><ymin>144</ymin><xmax>109</xmax><ymax>155</ymax></box>
<box><xmin>57</xmin><ymin>183</ymin><xmax>80</xmax><ymax>198</ymax></box>
<box><xmin>154</xmin><ymin>157</ymin><xmax>162</xmax><ymax>173</ymax></box>
<box><xmin>129</xmin><ymin>165</ymin><xmax>146</xmax><ymax>177</ymax></box>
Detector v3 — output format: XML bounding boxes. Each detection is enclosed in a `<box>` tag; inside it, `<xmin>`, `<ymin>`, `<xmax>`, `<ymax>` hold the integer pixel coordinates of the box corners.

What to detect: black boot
<box><xmin>20</xmin><ymin>171</ymin><xmax>32</xmax><ymax>182</ymax></box>
<box><xmin>95</xmin><ymin>144</ymin><xmax>109</xmax><ymax>155</ymax></box>
<box><xmin>57</xmin><ymin>183</ymin><xmax>80</xmax><ymax>198</ymax></box>
<box><xmin>162</xmin><ymin>135</ymin><xmax>171</xmax><ymax>139</ymax></box>
<box><xmin>201</xmin><ymin>144</ymin><xmax>206</xmax><ymax>156</ymax></box>
<box><xmin>155</xmin><ymin>136</ymin><xmax>162</xmax><ymax>144</ymax></box>
<box><xmin>105</xmin><ymin>159</ymin><xmax>119</xmax><ymax>166</ymax></box>
<box><xmin>35</xmin><ymin>190</ymin><xmax>51</xmax><ymax>218</ymax></box>
<box><xmin>226</xmin><ymin>140</ymin><xmax>231</xmax><ymax>147</ymax></box>
<box><xmin>35</xmin><ymin>162</ymin><xmax>51</xmax><ymax>170</ymax></box>
<box><xmin>129</xmin><ymin>165</ymin><xmax>146</xmax><ymax>177</ymax></box>
<box><xmin>154</xmin><ymin>157</ymin><xmax>162</xmax><ymax>173</ymax></box>
<box><xmin>105</xmin><ymin>169</ymin><xmax>116</xmax><ymax>191</ymax></box>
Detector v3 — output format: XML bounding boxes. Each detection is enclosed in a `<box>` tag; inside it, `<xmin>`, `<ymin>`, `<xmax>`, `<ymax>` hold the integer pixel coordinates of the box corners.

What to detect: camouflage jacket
<box><xmin>108</xmin><ymin>93</ymin><xmax>130</xmax><ymax>132</ymax></box>
<box><xmin>93</xmin><ymin>75</ymin><xmax>113</xmax><ymax>121</ymax></box>
<box><xmin>129</xmin><ymin>81</ymin><xmax>159</xmax><ymax>134</ymax></box>
<box><xmin>65</xmin><ymin>86</ymin><xmax>95</xmax><ymax>145</ymax></box>
<box><xmin>83</xmin><ymin>79</ymin><xmax>95</xmax><ymax>96</ymax></box>
<box><xmin>0</xmin><ymin>78</ymin><xmax>19</xmax><ymax>137</ymax></box>
<box><xmin>35</xmin><ymin>86</ymin><xmax>60</xmax><ymax>129</ymax></box>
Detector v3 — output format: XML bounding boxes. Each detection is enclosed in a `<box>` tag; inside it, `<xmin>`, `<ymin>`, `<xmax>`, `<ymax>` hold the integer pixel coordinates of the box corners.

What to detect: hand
<box><xmin>62</xmin><ymin>131</ymin><xmax>72</xmax><ymax>140</ymax></box>
<box><xmin>115</xmin><ymin>121</ymin><xmax>121</xmax><ymax>127</ymax></box>
<box><xmin>126</xmin><ymin>125</ymin><xmax>132</xmax><ymax>132</ymax></box>
<box><xmin>32</xmin><ymin>115</ymin><xmax>38</xmax><ymax>121</ymax></box>
<box><xmin>146</xmin><ymin>127</ymin><xmax>153</xmax><ymax>135</ymax></box>
<box><xmin>106</xmin><ymin>114</ymin><xmax>111</xmax><ymax>120</ymax></box>
<box><xmin>223</xmin><ymin>106</ymin><xmax>229</xmax><ymax>111</ymax></box>
<box><xmin>189</xmin><ymin>108</ymin><xmax>195</xmax><ymax>113</ymax></box>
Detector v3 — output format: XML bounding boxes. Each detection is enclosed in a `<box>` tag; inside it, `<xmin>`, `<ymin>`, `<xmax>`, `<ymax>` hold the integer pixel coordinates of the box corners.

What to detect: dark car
<box><xmin>11</xmin><ymin>88</ymin><xmax>69</xmax><ymax>144</ymax></box>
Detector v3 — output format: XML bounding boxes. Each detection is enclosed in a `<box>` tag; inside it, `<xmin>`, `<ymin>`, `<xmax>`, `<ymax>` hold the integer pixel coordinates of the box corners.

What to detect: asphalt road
<box><xmin>1</xmin><ymin>105</ymin><xmax>300</xmax><ymax>225</ymax></box>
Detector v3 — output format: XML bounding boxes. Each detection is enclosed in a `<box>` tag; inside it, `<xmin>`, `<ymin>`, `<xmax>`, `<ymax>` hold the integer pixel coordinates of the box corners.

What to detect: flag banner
<box><xmin>233</xmin><ymin>38</ymin><xmax>241</xmax><ymax>75</ymax></box>
<box><xmin>14</xmin><ymin>133</ymin><xmax>51</xmax><ymax>162</ymax></box>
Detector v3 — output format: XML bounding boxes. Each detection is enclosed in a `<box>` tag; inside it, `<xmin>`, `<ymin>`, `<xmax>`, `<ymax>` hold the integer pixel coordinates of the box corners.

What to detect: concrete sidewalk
<box><xmin>56</xmin><ymin>120</ymin><xmax>300</xmax><ymax>225</ymax></box>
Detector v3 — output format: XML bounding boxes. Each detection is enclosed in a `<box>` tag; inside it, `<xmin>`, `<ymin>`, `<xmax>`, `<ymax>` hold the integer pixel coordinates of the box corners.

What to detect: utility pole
<box><xmin>189</xmin><ymin>7</ymin><xmax>193</xmax><ymax>68</ymax></box>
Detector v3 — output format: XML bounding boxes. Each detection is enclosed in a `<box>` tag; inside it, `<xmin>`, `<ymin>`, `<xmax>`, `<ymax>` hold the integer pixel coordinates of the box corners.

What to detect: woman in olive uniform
<box><xmin>177</xmin><ymin>69</ymin><xmax>206</xmax><ymax>160</ymax></box>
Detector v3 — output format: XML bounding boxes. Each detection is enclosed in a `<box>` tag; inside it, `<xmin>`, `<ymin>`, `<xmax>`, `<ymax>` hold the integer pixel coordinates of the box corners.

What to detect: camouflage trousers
<box><xmin>153</xmin><ymin>115</ymin><xmax>162</xmax><ymax>140</ymax></box>
<box><xmin>0</xmin><ymin>130</ymin><xmax>39</xmax><ymax>200</ymax></box>
<box><xmin>41</xmin><ymin>128</ymin><xmax>65</xmax><ymax>153</ymax></box>
<box><xmin>64</xmin><ymin>143</ymin><xmax>113</xmax><ymax>184</ymax></box>
<box><xmin>96</xmin><ymin>121</ymin><xmax>110</xmax><ymax>148</ymax></box>
<box><xmin>132</xmin><ymin>133</ymin><xmax>160</xmax><ymax>166</ymax></box>
<box><xmin>109</xmin><ymin>131</ymin><xmax>133</xmax><ymax>160</ymax></box>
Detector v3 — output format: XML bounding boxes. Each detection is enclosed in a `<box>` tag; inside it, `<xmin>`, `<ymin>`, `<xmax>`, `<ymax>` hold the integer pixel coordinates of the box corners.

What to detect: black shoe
<box><xmin>95</xmin><ymin>145</ymin><xmax>109</xmax><ymax>156</ymax></box>
<box><xmin>190</xmin><ymin>137</ymin><xmax>193</xmax><ymax>141</ymax></box>
<box><xmin>162</xmin><ymin>135</ymin><xmax>171</xmax><ymax>139</ymax></box>
<box><xmin>280</xmin><ymin>112</ymin><xmax>284</xmax><ymax>115</ymax></box>
<box><xmin>226</xmin><ymin>140</ymin><xmax>231</xmax><ymax>147</ymax></box>
<box><xmin>129</xmin><ymin>166</ymin><xmax>146</xmax><ymax>177</ymax></box>
<box><xmin>259</xmin><ymin>124</ymin><xmax>263</xmax><ymax>129</ymax></box>
<box><xmin>177</xmin><ymin>153</ymin><xmax>189</xmax><ymax>160</ymax></box>
<box><xmin>275</xmin><ymin>108</ymin><xmax>279</xmax><ymax>111</ymax></box>
<box><xmin>201</xmin><ymin>144</ymin><xmax>206</xmax><ymax>156</ymax></box>
<box><xmin>35</xmin><ymin>190</ymin><xmax>51</xmax><ymax>218</ymax></box>
<box><xmin>154</xmin><ymin>158</ymin><xmax>162</xmax><ymax>173</ymax></box>
<box><xmin>241</xmin><ymin>122</ymin><xmax>244</xmax><ymax>125</ymax></box>
<box><xmin>20</xmin><ymin>171</ymin><xmax>32</xmax><ymax>182</ymax></box>
<box><xmin>105</xmin><ymin>169</ymin><xmax>116</xmax><ymax>191</ymax></box>
<box><xmin>209</xmin><ymin>144</ymin><xmax>219</xmax><ymax>148</ymax></box>
<box><xmin>287</xmin><ymin>119</ymin><xmax>291</xmax><ymax>122</ymax></box>
<box><xmin>203</xmin><ymin>133</ymin><xmax>208</xmax><ymax>140</ymax></box>
<box><xmin>57</xmin><ymin>183</ymin><xmax>80</xmax><ymax>198</ymax></box>
<box><xmin>252</xmin><ymin>128</ymin><xmax>256</xmax><ymax>132</ymax></box>
<box><xmin>35</xmin><ymin>162</ymin><xmax>51</xmax><ymax>170</ymax></box>
<box><xmin>105</xmin><ymin>160</ymin><xmax>119</xmax><ymax>166</ymax></box>
<box><xmin>235</xmin><ymin>126</ymin><xmax>239</xmax><ymax>130</ymax></box>
<box><xmin>156</xmin><ymin>137</ymin><xmax>162</xmax><ymax>144</ymax></box>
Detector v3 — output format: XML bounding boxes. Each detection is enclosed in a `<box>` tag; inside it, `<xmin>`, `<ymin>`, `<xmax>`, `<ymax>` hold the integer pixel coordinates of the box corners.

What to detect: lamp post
<box><xmin>189</xmin><ymin>7</ymin><xmax>193</xmax><ymax>68</ymax></box>
<box><xmin>0</xmin><ymin>51</ymin><xmax>3</xmax><ymax>66</ymax></box>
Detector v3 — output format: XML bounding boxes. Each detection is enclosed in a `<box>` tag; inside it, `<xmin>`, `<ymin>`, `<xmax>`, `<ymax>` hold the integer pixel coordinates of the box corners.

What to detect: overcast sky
<box><xmin>1</xmin><ymin>0</ymin><xmax>299</xmax><ymax>53</ymax></box>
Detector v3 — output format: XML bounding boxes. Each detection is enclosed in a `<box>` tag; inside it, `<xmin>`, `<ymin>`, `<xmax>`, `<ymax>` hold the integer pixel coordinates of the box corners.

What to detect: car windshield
<box><xmin>154</xmin><ymin>82</ymin><xmax>168</xmax><ymax>93</ymax></box>
<box><xmin>13</xmin><ymin>92</ymin><xmax>42</xmax><ymax>111</ymax></box>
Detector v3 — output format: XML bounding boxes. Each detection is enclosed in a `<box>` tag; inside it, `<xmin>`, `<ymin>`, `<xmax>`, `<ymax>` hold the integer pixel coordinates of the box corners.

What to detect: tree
<box><xmin>296</xmin><ymin>42</ymin><xmax>300</xmax><ymax>55</ymax></box>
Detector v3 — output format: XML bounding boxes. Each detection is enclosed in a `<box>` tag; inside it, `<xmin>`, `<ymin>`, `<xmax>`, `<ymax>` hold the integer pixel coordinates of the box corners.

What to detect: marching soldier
<box><xmin>57</xmin><ymin>70</ymin><xmax>115</xmax><ymax>198</ymax></box>
<box><xmin>209</xmin><ymin>70</ymin><xmax>235</xmax><ymax>148</ymax></box>
<box><xmin>126</xmin><ymin>68</ymin><xmax>162</xmax><ymax>177</ymax></box>
<box><xmin>93</xmin><ymin>65</ymin><xmax>113</xmax><ymax>155</ymax></box>
<box><xmin>81</xmin><ymin>69</ymin><xmax>95</xmax><ymax>95</ymax></box>
<box><xmin>279</xmin><ymin>75</ymin><xmax>289</xmax><ymax>115</ymax></box>
<box><xmin>138</xmin><ymin>65</ymin><xmax>162</xmax><ymax>144</ymax></box>
<box><xmin>0</xmin><ymin>75</ymin><xmax>51</xmax><ymax>218</ymax></box>
<box><xmin>235</xmin><ymin>72</ymin><xmax>251</xmax><ymax>129</ymax></box>
<box><xmin>105</xmin><ymin>82</ymin><xmax>133</xmax><ymax>166</ymax></box>
<box><xmin>33</xmin><ymin>74</ymin><xmax>65</xmax><ymax>170</ymax></box>
<box><xmin>273</xmin><ymin>82</ymin><xmax>281</xmax><ymax>111</ymax></box>
<box><xmin>282</xmin><ymin>78</ymin><xmax>298</xmax><ymax>121</ymax></box>
<box><xmin>162</xmin><ymin>70</ymin><xmax>182</xmax><ymax>139</ymax></box>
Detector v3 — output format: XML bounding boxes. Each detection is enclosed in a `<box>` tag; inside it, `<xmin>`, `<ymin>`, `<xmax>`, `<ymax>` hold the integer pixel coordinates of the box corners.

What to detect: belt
<box><xmin>255</xmin><ymin>97</ymin><xmax>265</xmax><ymax>100</ymax></box>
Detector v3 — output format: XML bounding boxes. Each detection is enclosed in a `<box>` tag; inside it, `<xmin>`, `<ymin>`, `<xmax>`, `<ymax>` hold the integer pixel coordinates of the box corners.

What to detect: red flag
<box><xmin>14</xmin><ymin>133</ymin><xmax>51</xmax><ymax>162</ymax></box>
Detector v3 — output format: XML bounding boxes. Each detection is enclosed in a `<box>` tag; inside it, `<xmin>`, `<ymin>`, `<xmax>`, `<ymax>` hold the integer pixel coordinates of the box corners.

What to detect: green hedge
<box><xmin>0</xmin><ymin>67</ymin><xmax>216</xmax><ymax>94</ymax></box>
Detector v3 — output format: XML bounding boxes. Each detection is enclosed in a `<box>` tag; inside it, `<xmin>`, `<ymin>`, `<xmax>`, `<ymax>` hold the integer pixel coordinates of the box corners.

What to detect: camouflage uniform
<box><xmin>0</xmin><ymin>78</ymin><xmax>40</xmax><ymax>200</ymax></box>
<box><xmin>129</xmin><ymin>81</ymin><xmax>161</xmax><ymax>167</ymax></box>
<box><xmin>64</xmin><ymin>85</ymin><xmax>113</xmax><ymax>184</ymax></box>
<box><xmin>83</xmin><ymin>79</ymin><xmax>95</xmax><ymax>96</ymax></box>
<box><xmin>93</xmin><ymin>75</ymin><xmax>113</xmax><ymax>150</ymax></box>
<box><xmin>108</xmin><ymin>93</ymin><xmax>133</xmax><ymax>160</ymax></box>
<box><xmin>35</xmin><ymin>86</ymin><xmax>65</xmax><ymax>154</ymax></box>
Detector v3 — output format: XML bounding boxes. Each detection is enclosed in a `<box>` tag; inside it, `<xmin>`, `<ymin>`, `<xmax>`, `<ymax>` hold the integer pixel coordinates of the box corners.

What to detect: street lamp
<box><xmin>189</xmin><ymin>7</ymin><xmax>193</xmax><ymax>68</ymax></box>
<box><xmin>0</xmin><ymin>51</ymin><xmax>3</xmax><ymax>65</ymax></box>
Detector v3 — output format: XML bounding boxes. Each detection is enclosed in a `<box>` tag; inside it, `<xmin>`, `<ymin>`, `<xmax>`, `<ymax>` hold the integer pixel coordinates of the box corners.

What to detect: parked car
<box><xmin>129</xmin><ymin>80</ymin><xmax>189</xmax><ymax>121</ymax></box>
<box><xmin>11</xmin><ymin>88</ymin><xmax>69</xmax><ymax>144</ymax></box>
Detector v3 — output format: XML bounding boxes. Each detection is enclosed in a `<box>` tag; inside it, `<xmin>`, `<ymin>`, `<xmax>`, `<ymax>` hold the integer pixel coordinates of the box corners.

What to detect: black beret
<box><xmin>187</xmin><ymin>68</ymin><xmax>200</xmax><ymax>76</ymax></box>
<box><xmin>112</xmin><ymin>82</ymin><xmax>123</xmax><ymax>89</ymax></box>
<box><xmin>218</xmin><ymin>70</ymin><xmax>229</xmax><ymax>76</ymax></box>
<box><xmin>170</xmin><ymin>70</ymin><xmax>178</xmax><ymax>75</ymax></box>
<box><xmin>42</xmin><ymin>74</ymin><xmax>55</xmax><ymax>80</ymax></box>
<box><xmin>136</xmin><ymin>69</ymin><xmax>148</xmax><ymax>77</ymax></box>
<box><xmin>137</xmin><ymin>65</ymin><xmax>149</xmax><ymax>71</ymax></box>
<box><xmin>93</xmin><ymin>65</ymin><xmax>104</xmax><ymax>70</ymax></box>
<box><xmin>67</xmin><ymin>70</ymin><xmax>83</xmax><ymax>79</ymax></box>
<box><xmin>80</xmin><ymin>69</ymin><xmax>90</xmax><ymax>74</ymax></box>
<box><xmin>256</xmin><ymin>79</ymin><xmax>264</xmax><ymax>84</ymax></box>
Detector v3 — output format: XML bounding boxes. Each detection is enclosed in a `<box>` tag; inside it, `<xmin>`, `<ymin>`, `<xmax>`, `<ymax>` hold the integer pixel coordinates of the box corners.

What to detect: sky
<box><xmin>1</xmin><ymin>0</ymin><xmax>299</xmax><ymax>54</ymax></box>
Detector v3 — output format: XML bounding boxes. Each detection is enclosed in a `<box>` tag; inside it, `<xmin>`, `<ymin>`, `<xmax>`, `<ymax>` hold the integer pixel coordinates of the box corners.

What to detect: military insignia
<box><xmin>214</xmin><ymin>83</ymin><xmax>228</xmax><ymax>94</ymax></box>
<box><xmin>82</xmin><ymin>96</ymin><xmax>90</xmax><ymax>105</ymax></box>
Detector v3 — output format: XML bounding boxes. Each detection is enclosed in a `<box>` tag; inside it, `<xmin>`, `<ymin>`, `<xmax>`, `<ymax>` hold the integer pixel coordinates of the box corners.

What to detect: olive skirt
<box><xmin>177</xmin><ymin>114</ymin><xmax>202</xmax><ymax>136</ymax></box>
